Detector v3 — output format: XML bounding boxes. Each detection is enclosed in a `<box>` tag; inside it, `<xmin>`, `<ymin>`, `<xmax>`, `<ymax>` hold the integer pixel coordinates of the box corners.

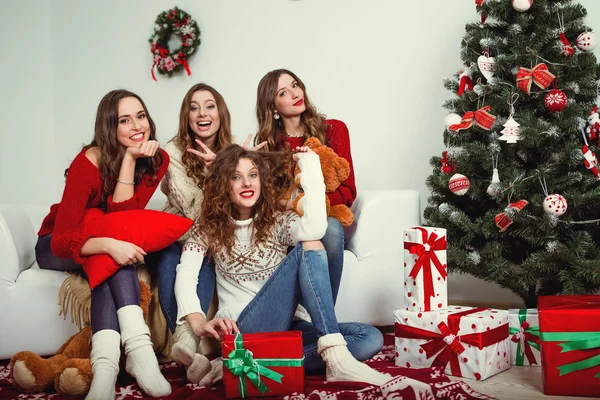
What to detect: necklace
<box><xmin>286</xmin><ymin>132</ymin><xmax>304</xmax><ymax>138</ymax></box>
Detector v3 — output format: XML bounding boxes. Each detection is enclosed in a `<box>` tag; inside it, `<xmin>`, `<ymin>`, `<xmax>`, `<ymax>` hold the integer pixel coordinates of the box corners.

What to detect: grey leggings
<box><xmin>36</xmin><ymin>234</ymin><xmax>140</xmax><ymax>333</ymax></box>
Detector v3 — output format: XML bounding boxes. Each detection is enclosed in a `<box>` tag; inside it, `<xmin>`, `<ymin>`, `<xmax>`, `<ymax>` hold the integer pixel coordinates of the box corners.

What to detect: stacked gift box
<box><xmin>393</xmin><ymin>226</ymin><xmax>511</xmax><ymax>380</ymax></box>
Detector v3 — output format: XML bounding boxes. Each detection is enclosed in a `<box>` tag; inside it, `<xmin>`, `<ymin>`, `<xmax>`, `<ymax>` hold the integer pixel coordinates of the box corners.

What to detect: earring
<box><xmin>273</xmin><ymin>111</ymin><xmax>280</xmax><ymax>120</ymax></box>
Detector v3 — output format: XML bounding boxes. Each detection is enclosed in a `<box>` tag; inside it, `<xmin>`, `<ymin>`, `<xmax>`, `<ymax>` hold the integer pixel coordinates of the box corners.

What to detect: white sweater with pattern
<box><xmin>174</xmin><ymin>152</ymin><xmax>327</xmax><ymax>324</ymax></box>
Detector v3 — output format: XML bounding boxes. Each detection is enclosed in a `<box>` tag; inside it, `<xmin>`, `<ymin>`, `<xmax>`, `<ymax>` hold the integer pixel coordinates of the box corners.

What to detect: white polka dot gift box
<box><xmin>403</xmin><ymin>227</ymin><xmax>448</xmax><ymax>312</ymax></box>
<box><xmin>393</xmin><ymin>306</ymin><xmax>511</xmax><ymax>381</ymax></box>
<box><xmin>508</xmin><ymin>308</ymin><xmax>540</xmax><ymax>366</ymax></box>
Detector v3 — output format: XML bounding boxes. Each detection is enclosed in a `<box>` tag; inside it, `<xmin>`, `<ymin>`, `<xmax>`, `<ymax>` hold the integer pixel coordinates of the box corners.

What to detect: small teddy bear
<box><xmin>288</xmin><ymin>137</ymin><xmax>354</xmax><ymax>227</ymax></box>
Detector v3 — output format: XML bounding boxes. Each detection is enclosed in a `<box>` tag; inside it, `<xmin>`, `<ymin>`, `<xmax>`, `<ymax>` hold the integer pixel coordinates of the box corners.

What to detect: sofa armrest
<box><xmin>0</xmin><ymin>205</ymin><xmax>38</xmax><ymax>283</ymax></box>
<box><xmin>345</xmin><ymin>190</ymin><xmax>420</xmax><ymax>260</ymax></box>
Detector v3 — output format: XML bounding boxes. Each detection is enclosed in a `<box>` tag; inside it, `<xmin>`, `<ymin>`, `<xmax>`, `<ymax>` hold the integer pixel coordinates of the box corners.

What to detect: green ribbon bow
<box><xmin>509</xmin><ymin>309</ymin><xmax>540</xmax><ymax>366</ymax></box>
<box><xmin>540</xmin><ymin>331</ymin><xmax>600</xmax><ymax>378</ymax></box>
<box><xmin>223</xmin><ymin>334</ymin><xmax>304</xmax><ymax>398</ymax></box>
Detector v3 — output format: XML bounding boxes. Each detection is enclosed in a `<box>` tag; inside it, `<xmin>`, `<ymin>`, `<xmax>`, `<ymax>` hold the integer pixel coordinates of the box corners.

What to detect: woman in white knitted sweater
<box><xmin>157</xmin><ymin>83</ymin><xmax>266</xmax><ymax>383</ymax></box>
<box><xmin>174</xmin><ymin>145</ymin><xmax>388</xmax><ymax>386</ymax></box>
<box><xmin>155</xmin><ymin>83</ymin><xmax>237</xmax><ymax>383</ymax></box>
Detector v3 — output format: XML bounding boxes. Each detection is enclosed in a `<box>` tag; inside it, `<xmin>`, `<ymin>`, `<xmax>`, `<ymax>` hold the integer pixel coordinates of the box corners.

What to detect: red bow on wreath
<box><xmin>516</xmin><ymin>63</ymin><xmax>556</xmax><ymax>94</ymax></box>
<box><xmin>494</xmin><ymin>200</ymin><xmax>528</xmax><ymax>232</ymax></box>
<box><xmin>448</xmin><ymin>106</ymin><xmax>497</xmax><ymax>133</ymax></box>
<box><xmin>403</xmin><ymin>228</ymin><xmax>447</xmax><ymax>312</ymax></box>
<box><xmin>150</xmin><ymin>44</ymin><xmax>170</xmax><ymax>81</ymax></box>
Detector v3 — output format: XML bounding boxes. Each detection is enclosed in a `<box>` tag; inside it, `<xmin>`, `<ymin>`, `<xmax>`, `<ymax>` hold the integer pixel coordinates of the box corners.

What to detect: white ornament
<box><xmin>487</xmin><ymin>168</ymin><xmax>501</xmax><ymax>196</ymax></box>
<box><xmin>512</xmin><ymin>0</ymin><xmax>533</xmax><ymax>12</ymax></box>
<box><xmin>543</xmin><ymin>194</ymin><xmax>567</xmax><ymax>216</ymax></box>
<box><xmin>449</xmin><ymin>173</ymin><xmax>470</xmax><ymax>196</ymax></box>
<box><xmin>499</xmin><ymin>116</ymin><xmax>521</xmax><ymax>143</ymax></box>
<box><xmin>576</xmin><ymin>32</ymin><xmax>597</xmax><ymax>52</ymax></box>
<box><xmin>445</xmin><ymin>113</ymin><xmax>462</xmax><ymax>128</ymax></box>
<box><xmin>477</xmin><ymin>54</ymin><xmax>497</xmax><ymax>80</ymax></box>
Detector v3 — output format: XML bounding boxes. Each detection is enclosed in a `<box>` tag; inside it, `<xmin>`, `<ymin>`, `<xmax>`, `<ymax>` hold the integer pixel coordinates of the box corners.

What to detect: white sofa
<box><xmin>0</xmin><ymin>189</ymin><xmax>420</xmax><ymax>359</ymax></box>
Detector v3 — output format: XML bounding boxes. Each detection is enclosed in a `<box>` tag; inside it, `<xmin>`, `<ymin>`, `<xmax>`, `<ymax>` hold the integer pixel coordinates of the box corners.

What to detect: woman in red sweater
<box><xmin>36</xmin><ymin>90</ymin><xmax>171</xmax><ymax>399</ymax></box>
<box><xmin>255</xmin><ymin>69</ymin><xmax>356</xmax><ymax>305</ymax></box>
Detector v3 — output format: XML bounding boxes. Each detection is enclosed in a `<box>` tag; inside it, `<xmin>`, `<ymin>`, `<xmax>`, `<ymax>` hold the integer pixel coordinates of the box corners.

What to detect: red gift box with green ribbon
<box><xmin>508</xmin><ymin>309</ymin><xmax>540</xmax><ymax>366</ymax></box>
<box><xmin>222</xmin><ymin>331</ymin><xmax>304</xmax><ymax>399</ymax></box>
<box><xmin>539</xmin><ymin>295</ymin><xmax>600</xmax><ymax>397</ymax></box>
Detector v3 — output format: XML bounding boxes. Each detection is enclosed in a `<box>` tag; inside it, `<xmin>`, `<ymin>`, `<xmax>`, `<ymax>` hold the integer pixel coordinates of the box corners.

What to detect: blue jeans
<box><xmin>236</xmin><ymin>244</ymin><xmax>382</xmax><ymax>374</ymax></box>
<box><xmin>291</xmin><ymin>320</ymin><xmax>383</xmax><ymax>374</ymax></box>
<box><xmin>154</xmin><ymin>242</ymin><xmax>215</xmax><ymax>333</ymax></box>
<box><xmin>321</xmin><ymin>217</ymin><xmax>344</xmax><ymax>304</ymax></box>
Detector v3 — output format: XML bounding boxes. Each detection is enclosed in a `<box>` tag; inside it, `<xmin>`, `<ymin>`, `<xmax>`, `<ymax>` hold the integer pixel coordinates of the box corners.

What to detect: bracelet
<box><xmin>117</xmin><ymin>179</ymin><xmax>135</xmax><ymax>185</ymax></box>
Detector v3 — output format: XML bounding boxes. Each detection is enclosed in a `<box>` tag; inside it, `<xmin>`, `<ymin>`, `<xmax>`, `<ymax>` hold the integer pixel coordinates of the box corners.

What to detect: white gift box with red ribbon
<box><xmin>403</xmin><ymin>227</ymin><xmax>448</xmax><ymax>312</ymax></box>
<box><xmin>393</xmin><ymin>306</ymin><xmax>511</xmax><ymax>381</ymax></box>
<box><xmin>508</xmin><ymin>308</ymin><xmax>541</xmax><ymax>366</ymax></box>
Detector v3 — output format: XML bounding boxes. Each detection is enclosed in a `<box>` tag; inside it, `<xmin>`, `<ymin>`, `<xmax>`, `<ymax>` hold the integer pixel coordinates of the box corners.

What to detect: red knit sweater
<box><xmin>38</xmin><ymin>148</ymin><xmax>169</xmax><ymax>265</ymax></box>
<box><xmin>285</xmin><ymin>119</ymin><xmax>357</xmax><ymax>207</ymax></box>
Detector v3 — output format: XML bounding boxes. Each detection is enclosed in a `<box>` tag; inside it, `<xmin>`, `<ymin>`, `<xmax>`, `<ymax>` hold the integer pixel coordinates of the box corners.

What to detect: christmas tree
<box><xmin>425</xmin><ymin>0</ymin><xmax>600</xmax><ymax>307</ymax></box>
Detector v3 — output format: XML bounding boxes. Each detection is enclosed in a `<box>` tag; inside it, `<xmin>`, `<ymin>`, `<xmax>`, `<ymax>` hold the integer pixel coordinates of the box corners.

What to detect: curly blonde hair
<box><xmin>171</xmin><ymin>83</ymin><xmax>233</xmax><ymax>186</ymax></box>
<box><xmin>255</xmin><ymin>69</ymin><xmax>328</xmax><ymax>151</ymax></box>
<box><xmin>197</xmin><ymin>145</ymin><xmax>292</xmax><ymax>256</ymax></box>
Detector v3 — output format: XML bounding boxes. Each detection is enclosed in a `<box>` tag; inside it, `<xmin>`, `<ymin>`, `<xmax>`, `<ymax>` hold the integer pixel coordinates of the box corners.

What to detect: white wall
<box><xmin>0</xmin><ymin>0</ymin><xmax>56</xmax><ymax>204</ymax></box>
<box><xmin>1</xmin><ymin>0</ymin><xmax>599</xmax><ymax>306</ymax></box>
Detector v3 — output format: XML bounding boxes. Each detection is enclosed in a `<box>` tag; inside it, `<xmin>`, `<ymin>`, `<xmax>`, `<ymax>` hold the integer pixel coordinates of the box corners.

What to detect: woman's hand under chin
<box><xmin>126</xmin><ymin>140</ymin><xmax>160</xmax><ymax>159</ymax></box>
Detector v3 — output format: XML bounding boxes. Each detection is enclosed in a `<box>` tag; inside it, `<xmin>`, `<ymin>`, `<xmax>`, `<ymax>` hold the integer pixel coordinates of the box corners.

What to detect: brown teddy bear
<box><xmin>9</xmin><ymin>276</ymin><xmax>153</xmax><ymax>396</ymax></box>
<box><xmin>288</xmin><ymin>137</ymin><xmax>354</xmax><ymax>227</ymax></box>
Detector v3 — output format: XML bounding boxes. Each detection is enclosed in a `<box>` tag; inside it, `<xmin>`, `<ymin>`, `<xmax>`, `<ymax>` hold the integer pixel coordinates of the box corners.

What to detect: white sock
<box><xmin>171</xmin><ymin>322</ymin><xmax>199</xmax><ymax>367</ymax></box>
<box><xmin>117</xmin><ymin>305</ymin><xmax>171</xmax><ymax>398</ymax></box>
<box><xmin>186</xmin><ymin>353</ymin><xmax>212</xmax><ymax>383</ymax></box>
<box><xmin>198</xmin><ymin>358</ymin><xmax>223</xmax><ymax>386</ymax></box>
<box><xmin>317</xmin><ymin>333</ymin><xmax>389</xmax><ymax>386</ymax></box>
<box><xmin>85</xmin><ymin>329</ymin><xmax>121</xmax><ymax>400</ymax></box>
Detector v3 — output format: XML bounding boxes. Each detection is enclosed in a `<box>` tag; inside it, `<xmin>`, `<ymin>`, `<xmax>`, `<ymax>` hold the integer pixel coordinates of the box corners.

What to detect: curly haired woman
<box><xmin>173</xmin><ymin>145</ymin><xmax>387</xmax><ymax>386</ymax></box>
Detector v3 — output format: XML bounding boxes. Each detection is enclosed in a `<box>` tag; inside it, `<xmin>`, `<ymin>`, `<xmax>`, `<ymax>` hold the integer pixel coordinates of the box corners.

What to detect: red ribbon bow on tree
<box><xmin>494</xmin><ymin>200</ymin><xmax>528</xmax><ymax>232</ymax></box>
<box><xmin>516</xmin><ymin>63</ymin><xmax>556</xmax><ymax>94</ymax></box>
<box><xmin>403</xmin><ymin>228</ymin><xmax>447</xmax><ymax>311</ymax></box>
<box><xmin>395</xmin><ymin>308</ymin><xmax>509</xmax><ymax>377</ymax></box>
<box><xmin>510</xmin><ymin>320</ymin><xmax>541</xmax><ymax>366</ymax></box>
<box><xmin>448</xmin><ymin>106</ymin><xmax>497</xmax><ymax>133</ymax></box>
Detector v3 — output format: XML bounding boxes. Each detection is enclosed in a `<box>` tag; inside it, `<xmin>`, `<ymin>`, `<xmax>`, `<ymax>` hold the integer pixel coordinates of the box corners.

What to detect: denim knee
<box><xmin>322</xmin><ymin>218</ymin><xmax>344</xmax><ymax>252</ymax></box>
<box><xmin>344</xmin><ymin>323</ymin><xmax>384</xmax><ymax>361</ymax></box>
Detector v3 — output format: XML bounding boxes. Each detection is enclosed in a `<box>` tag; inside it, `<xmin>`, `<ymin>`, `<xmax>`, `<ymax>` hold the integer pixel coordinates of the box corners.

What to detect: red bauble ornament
<box><xmin>449</xmin><ymin>173</ymin><xmax>470</xmax><ymax>196</ymax></box>
<box><xmin>544</xmin><ymin>89</ymin><xmax>567</xmax><ymax>112</ymax></box>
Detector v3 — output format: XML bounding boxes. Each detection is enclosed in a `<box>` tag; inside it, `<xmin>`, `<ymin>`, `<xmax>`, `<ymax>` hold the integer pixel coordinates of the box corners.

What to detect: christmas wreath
<box><xmin>149</xmin><ymin>7</ymin><xmax>201</xmax><ymax>81</ymax></box>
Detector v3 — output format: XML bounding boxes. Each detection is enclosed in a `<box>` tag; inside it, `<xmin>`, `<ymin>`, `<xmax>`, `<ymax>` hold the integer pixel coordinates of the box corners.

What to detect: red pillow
<box><xmin>81</xmin><ymin>209</ymin><xmax>193</xmax><ymax>289</ymax></box>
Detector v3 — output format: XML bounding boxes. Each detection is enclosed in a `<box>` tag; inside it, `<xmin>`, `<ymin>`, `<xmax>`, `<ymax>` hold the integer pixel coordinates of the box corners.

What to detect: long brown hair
<box><xmin>255</xmin><ymin>69</ymin><xmax>328</xmax><ymax>151</ymax></box>
<box><xmin>172</xmin><ymin>83</ymin><xmax>233</xmax><ymax>186</ymax></box>
<box><xmin>74</xmin><ymin>89</ymin><xmax>163</xmax><ymax>207</ymax></box>
<box><xmin>197</xmin><ymin>145</ymin><xmax>292</xmax><ymax>256</ymax></box>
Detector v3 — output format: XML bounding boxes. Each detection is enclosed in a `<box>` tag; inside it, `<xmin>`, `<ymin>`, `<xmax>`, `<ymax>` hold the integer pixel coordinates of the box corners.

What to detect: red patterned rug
<box><xmin>0</xmin><ymin>335</ymin><xmax>495</xmax><ymax>400</ymax></box>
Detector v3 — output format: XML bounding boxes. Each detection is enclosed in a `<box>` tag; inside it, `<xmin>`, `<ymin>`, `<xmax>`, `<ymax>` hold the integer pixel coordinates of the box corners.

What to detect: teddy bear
<box><xmin>288</xmin><ymin>137</ymin><xmax>354</xmax><ymax>227</ymax></box>
<box><xmin>9</xmin><ymin>276</ymin><xmax>153</xmax><ymax>396</ymax></box>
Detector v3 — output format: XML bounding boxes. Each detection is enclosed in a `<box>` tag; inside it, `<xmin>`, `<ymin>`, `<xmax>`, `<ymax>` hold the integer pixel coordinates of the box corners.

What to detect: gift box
<box><xmin>222</xmin><ymin>331</ymin><xmax>304</xmax><ymax>399</ymax></box>
<box><xmin>508</xmin><ymin>308</ymin><xmax>540</xmax><ymax>366</ymax></box>
<box><xmin>403</xmin><ymin>226</ymin><xmax>448</xmax><ymax>312</ymax></box>
<box><xmin>393</xmin><ymin>306</ymin><xmax>510</xmax><ymax>380</ymax></box>
<box><xmin>539</xmin><ymin>295</ymin><xmax>600</xmax><ymax>397</ymax></box>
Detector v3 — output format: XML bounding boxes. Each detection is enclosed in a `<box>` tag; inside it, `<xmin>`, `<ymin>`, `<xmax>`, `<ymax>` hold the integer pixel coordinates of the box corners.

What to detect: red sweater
<box><xmin>285</xmin><ymin>119</ymin><xmax>357</xmax><ymax>207</ymax></box>
<box><xmin>38</xmin><ymin>149</ymin><xmax>169</xmax><ymax>265</ymax></box>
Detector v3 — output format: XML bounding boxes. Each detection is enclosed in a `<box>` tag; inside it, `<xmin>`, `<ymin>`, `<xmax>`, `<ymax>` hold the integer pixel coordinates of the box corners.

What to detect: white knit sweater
<box><xmin>174</xmin><ymin>152</ymin><xmax>327</xmax><ymax>324</ymax></box>
<box><xmin>161</xmin><ymin>141</ymin><xmax>206</xmax><ymax>241</ymax></box>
